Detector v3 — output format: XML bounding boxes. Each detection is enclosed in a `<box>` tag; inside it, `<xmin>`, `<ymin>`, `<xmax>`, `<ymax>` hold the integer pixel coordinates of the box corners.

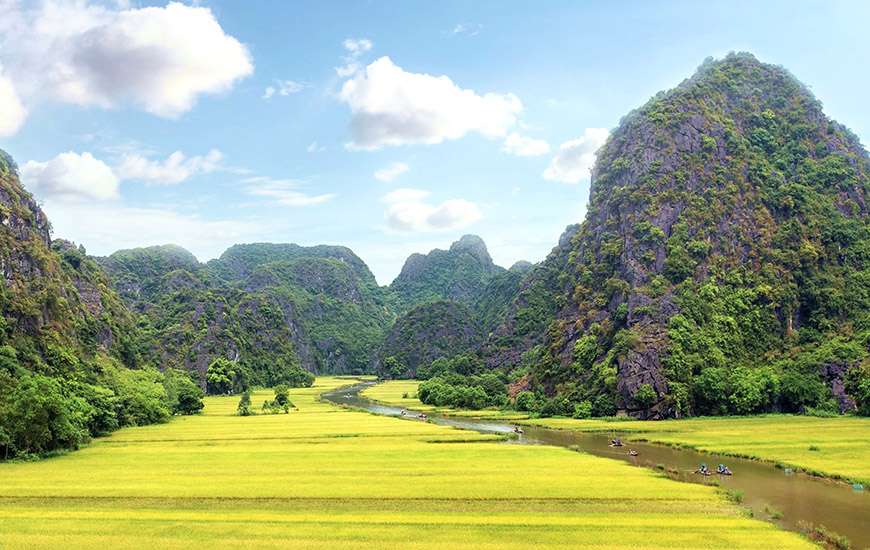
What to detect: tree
<box><xmin>274</xmin><ymin>384</ymin><xmax>291</xmax><ymax>407</ymax></box>
<box><xmin>110</xmin><ymin>368</ymin><xmax>171</xmax><ymax>426</ymax></box>
<box><xmin>173</xmin><ymin>377</ymin><xmax>205</xmax><ymax>415</ymax></box>
<box><xmin>2</xmin><ymin>374</ymin><xmax>91</xmax><ymax>457</ymax></box>
<box><xmin>634</xmin><ymin>384</ymin><xmax>658</xmax><ymax>410</ymax></box>
<box><xmin>237</xmin><ymin>391</ymin><xmax>253</xmax><ymax>416</ymax></box>
<box><xmin>382</xmin><ymin>356</ymin><xmax>406</xmax><ymax>380</ymax></box>
<box><xmin>592</xmin><ymin>394</ymin><xmax>617</xmax><ymax>417</ymax></box>
<box><xmin>206</xmin><ymin>358</ymin><xmax>248</xmax><ymax>395</ymax></box>
<box><xmin>515</xmin><ymin>391</ymin><xmax>539</xmax><ymax>413</ymax></box>
<box><xmin>845</xmin><ymin>366</ymin><xmax>870</xmax><ymax>416</ymax></box>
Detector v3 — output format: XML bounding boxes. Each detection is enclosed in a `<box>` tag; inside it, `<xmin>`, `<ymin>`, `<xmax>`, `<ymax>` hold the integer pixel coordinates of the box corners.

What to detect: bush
<box><xmin>573</xmin><ymin>400</ymin><xmax>593</xmax><ymax>419</ymax></box>
<box><xmin>592</xmin><ymin>394</ymin><xmax>617</xmax><ymax>417</ymax></box>
<box><xmin>845</xmin><ymin>366</ymin><xmax>870</xmax><ymax>416</ymax></box>
<box><xmin>110</xmin><ymin>368</ymin><xmax>171</xmax><ymax>426</ymax></box>
<box><xmin>779</xmin><ymin>370</ymin><xmax>826</xmax><ymax>413</ymax></box>
<box><xmin>0</xmin><ymin>374</ymin><xmax>92</xmax><ymax>458</ymax></box>
<box><xmin>164</xmin><ymin>370</ymin><xmax>204</xmax><ymax>415</ymax></box>
<box><xmin>278</xmin><ymin>365</ymin><xmax>314</xmax><ymax>388</ymax></box>
<box><xmin>206</xmin><ymin>358</ymin><xmax>249</xmax><ymax>395</ymax></box>
<box><xmin>515</xmin><ymin>391</ymin><xmax>540</xmax><ymax>413</ymax></box>
<box><xmin>633</xmin><ymin>384</ymin><xmax>657</xmax><ymax>409</ymax></box>
<box><xmin>237</xmin><ymin>391</ymin><xmax>253</xmax><ymax>416</ymax></box>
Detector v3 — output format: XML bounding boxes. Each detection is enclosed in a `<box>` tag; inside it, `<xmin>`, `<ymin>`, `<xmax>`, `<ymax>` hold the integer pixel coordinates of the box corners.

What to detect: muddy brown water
<box><xmin>323</xmin><ymin>382</ymin><xmax>870</xmax><ymax>549</ymax></box>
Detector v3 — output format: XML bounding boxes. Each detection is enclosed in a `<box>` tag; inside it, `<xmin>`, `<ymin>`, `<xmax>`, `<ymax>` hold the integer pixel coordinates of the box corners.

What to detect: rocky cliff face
<box><xmin>488</xmin><ymin>53</ymin><xmax>870</xmax><ymax>417</ymax></box>
<box><xmin>100</xmin><ymin>242</ymin><xmax>395</xmax><ymax>381</ymax></box>
<box><xmin>378</xmin><ymin>300</ymin><xmax>481</xmax><ymax>377</ymax></box>
<box><xmin>390</xmin><ymin>234</ymin><xmax>505</xmax><ymax>310</ymax></box>
<box><xmin>0</xmin><ymin>150</ymin><xmax>138</xmax><ymax>370</ymax></box>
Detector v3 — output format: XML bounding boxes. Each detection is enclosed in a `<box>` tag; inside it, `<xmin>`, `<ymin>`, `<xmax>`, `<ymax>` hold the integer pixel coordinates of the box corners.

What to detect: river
<box><xmin>322</xmin><ymin>381</ymin><xmax>869</xmax><ymax>549</ymax></box>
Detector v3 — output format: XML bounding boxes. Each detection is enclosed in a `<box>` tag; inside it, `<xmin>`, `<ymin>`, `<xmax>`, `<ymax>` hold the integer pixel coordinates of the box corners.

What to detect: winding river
<box><xmin>323</xmin><ymin>382</ymin><xmax>870</xmax><ymax>549</ymax></box>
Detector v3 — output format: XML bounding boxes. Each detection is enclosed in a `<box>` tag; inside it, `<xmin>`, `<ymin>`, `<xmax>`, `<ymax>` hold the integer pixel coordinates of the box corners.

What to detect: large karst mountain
<box><xmin>487</xmin><ymin>53</ymin><xmax>870</xmax><ymax>417</ymax></box>
<box><xmin>4</xmin><ymin>52</ymin><xmax>868</xmax><ymax>423</ymax></box>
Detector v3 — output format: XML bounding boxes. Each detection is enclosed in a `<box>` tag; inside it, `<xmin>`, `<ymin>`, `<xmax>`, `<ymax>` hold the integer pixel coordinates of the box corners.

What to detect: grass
<box><xmin>526</xmin><ymin>415</ymin><xmax>870</xmax><ymax>487</ymax></box>
<box><xmin>367</xmin><ymin>381</ymin><xmax>870</xmax><ymax>487</ymax></box>
<box><xmin>0</xmin><ymin>378</ymin><xmax>814</xmax><ymax>549</ymax></box>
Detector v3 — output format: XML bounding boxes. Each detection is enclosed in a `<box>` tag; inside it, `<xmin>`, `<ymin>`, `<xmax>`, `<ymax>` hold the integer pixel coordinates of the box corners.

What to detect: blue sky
<box><xmin>0</xmin><ymin>0</ymin><xmax>867</xmax><ymax>284</ymax></box>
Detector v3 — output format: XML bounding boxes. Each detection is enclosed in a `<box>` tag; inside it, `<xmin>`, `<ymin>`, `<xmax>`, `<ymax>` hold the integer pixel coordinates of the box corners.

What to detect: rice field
<box><xmin>0</xmin><ymin>378</ymin><xmax>814</xmax><ymax>549</ymax></box>
<box><xmin>366</xmin><ymin>380</ymin><xmax>870</xmax><ymax>486</ymax></box>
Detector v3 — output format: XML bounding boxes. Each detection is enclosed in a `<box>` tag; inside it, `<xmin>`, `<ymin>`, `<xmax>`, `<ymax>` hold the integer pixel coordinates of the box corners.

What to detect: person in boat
<box><xmin>513</xmin><ymin>426</ymin><xmax>524</xmax><ymax>434</ymax></box>
<box><xmin>400</xmin><ymin>409</ymin><xmax>406</xmax><ymax>416</ymax></box>
<box><xmin>717</xmin><ymin>464</ymin><xmax>732</xmax><ymax>475</ymax></box>
<box><xmin>418</xmin><ymin>413</ymin><xmax>427</xmax><ymax>420</ymax></box>
<box><xmin>696</xmin><ymin>463</ymin><xmax>711</xmax><ymax>475</ymax></box>
<box><xmin>628</xmin><ymin>449</ymin><xmax>638</xmax><ymax>456</ymax></box>
<box><xmin>610</xmin><ymin>437</ymin><xmax>623</xmax><ymax>447</ymax></box>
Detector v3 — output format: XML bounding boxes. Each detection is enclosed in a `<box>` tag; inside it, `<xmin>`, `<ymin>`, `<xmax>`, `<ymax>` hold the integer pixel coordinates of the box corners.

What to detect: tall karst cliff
<box><xmin>488</xmin><ymin>53</ymin><xmax>870</xmax><ymax>418</ymax></box>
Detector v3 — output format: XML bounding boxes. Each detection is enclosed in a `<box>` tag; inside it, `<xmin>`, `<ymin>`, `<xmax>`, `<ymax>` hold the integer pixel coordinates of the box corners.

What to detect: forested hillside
<box><xmin>99</xmin><ymin>243</ymin><xmax>396</xmax><ymax>383</ymax></box>
<box><xmin>0</xmin><ymin>150</ymin><xmax>203</xmax><ymax>460</ymax></box>
<box><xmin>8</xmin><ymin>53</ymin><xmax>868</xmax><ymax>435</ymax></box>
<box><xmin>486</xmin><ymin>53</ymin><xmax>870</xmax><ymax>418</ymax></box>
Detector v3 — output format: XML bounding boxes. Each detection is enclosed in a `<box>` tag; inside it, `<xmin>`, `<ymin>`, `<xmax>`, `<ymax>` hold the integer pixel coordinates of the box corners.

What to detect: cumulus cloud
<box><xmin>0</xmin><ymin>71</ymin><xmax>26</xmax><ymax>137</ymax></box>
<box><xmin>381</xmin><ymin>188</ymin><xmax>481</xmax><ymax>232</ymax></box>
<box><xmin>339</xmin><ymin>57</ymin><xmax>522</xmax><ymax>150</ymax></box>
<box><xmin>336</xmin><ymin>37</ymin><xmax>373</xmax><ymax>77</ymax></box>
<box><xmin>374</xmin><ymin>162</ymin><xmax>409</xmax><ymax>182</ymax></box>
<box><xmin>543</xmin><ymin>128</ymin><xmax>610</xmax><ymax>184</ymax></box>
<box><xmin>20</xmin><ymin>152</ymin><xmax>119</xmax><ymax>201</ymax></box>
<box><xmin>502</xmin><ymin>132</ymin><xmax>550</xmax><ymax>157</ymax></box>
<box><xmin>243</xmin><ymin>176</ymin><xmax>336</xmax><ymax>207</ymax></box>
<box><xmin>0</xmin><ymin>0</ymin><xmax>252</xmax><ymax>131</ymax></box>
<box><xmin>116</xmin><ymin>149</ymin><xmax>223</xmax><ymax>185</ymax></box>
<box><xmin>262</xmin><ymin>79</ymin><xmax>306</xmax><ymax>99</ymax></box>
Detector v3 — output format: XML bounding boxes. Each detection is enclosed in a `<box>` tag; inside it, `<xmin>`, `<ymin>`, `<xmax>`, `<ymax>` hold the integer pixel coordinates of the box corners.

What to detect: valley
<box><xmin>1</xmin><ymin>42</ymin><xmax>870</xmax><ymax>549</ymax></box>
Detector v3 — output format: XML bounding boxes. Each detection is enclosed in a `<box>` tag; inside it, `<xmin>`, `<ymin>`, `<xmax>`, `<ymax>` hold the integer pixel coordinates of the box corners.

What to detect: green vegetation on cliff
<box><xmin>487</xmin><ymin>53</ymin><xmax>870</xmax><ymax>419</ymax></box>
<box><xmin>0</xmin><ymin>151</ymin><xmax>203</xmax><ymax>460</ymax></box>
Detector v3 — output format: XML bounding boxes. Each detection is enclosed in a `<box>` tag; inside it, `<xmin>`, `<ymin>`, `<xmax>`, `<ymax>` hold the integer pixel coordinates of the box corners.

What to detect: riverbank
<box><xmin>0</xmin><ymin>377</ymin><xmax>812</xmax><ymax>549</ymax></box>
<box><xmin>362</xmin><ymin>381</ymin><xmax>870</xmax><ymax>487</ymax></box>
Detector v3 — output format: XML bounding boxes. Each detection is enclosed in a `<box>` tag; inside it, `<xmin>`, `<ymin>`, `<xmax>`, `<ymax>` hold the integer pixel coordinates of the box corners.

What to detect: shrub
<box><xmin>237</xmin><ymin>391</ymin><xmax>253</xmax><ymax>416</ymax></box>
<box><xmin>633</xmin><ymin>384</ymin><xmax>657</xmax><ymax>409</ymax></box>
<box><xmin>514</xmin><ymin>391</ymin><xmax>540</xmax><ymax>413</ymax></box>
<box><xmin>572</xmin><ymin>400</ymin><xmax>593</xmax><ymax>419</ymax></box>
<box><xmin>592</xmin><ymin>394</ymin><xmax>617</xmax><ymax>417</ymax></box>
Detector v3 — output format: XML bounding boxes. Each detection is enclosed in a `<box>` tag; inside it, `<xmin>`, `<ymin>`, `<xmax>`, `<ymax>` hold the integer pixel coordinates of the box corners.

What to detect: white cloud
<box><xmin>21</xmin><ymin>152</ymin><xmax>119</xmax><ymax>201</ymax></box>
<box><xmin>343</xmin><ymin>38</ymin><xmax>372</xmax><ymax>56</ymax></box>
<box><xmin>339</xmin><ymin>57</ymin><xmax>522</xmax><ymax>150</ymax></box>
<box><xmin>451</xmin><ymin>23</ymin><xmax>482</xmax><ymax>36</ymax></box>
<box><xmin>374</xmin><ymin>162</ymin><xmax>409</xmax><ymax>182</ymax></box>
<box><xmin>262</xmin><ymin>79</ymin><xmax>305</xmax><ymax>99</ymax></box>
<box><xmin>543</xmin><ymin>128</ymin><xmax>610</xmax><ymax>184</ymax></box>
<box><xmin>40</xmin><ymin>199</ymin><xmax>266</xmax><ymax>261</ymax></box>
<box><xmin>0</xmin><ymin>0</ymin><xmax>252</xmax><ymax>129</ymax></box>
<box><xmin>381</xmin><ymin>187</ymin><xmax>481</xmax><ymax>232</ymax></box>
<box><xmin>306</xmin><ymin>141</ymin><xmax>326</xmax><ymax>153</ymax></box>
<box><xmin>502</xmin><ymin>132</ymin><xmax>550</xmax><ymax>157</ymax></box>
<box><xmin>0</xmin><ymin>70</ymin><xmax>26</xmax><ymax>137</ymax></box>
<box><xmin>116</xmin><ymin>149</ymin><xmax>223</xmax><ymax>185</ymax></box>
<box><xmin>243</xmin><ymin>176</ymin><xmax>336</xmax><ymax>207</ymax></box>
<box><xmin>336</xmin><ymin>37</ymin><xmax>373</xmax><ymax>77</ymax></box>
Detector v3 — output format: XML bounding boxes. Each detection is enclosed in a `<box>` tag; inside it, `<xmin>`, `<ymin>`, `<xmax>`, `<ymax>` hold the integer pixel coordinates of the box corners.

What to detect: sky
<box><xmin>0</xmin><ymin>1</ymin><xmax>868</xmax><ymax>284</ymax></box>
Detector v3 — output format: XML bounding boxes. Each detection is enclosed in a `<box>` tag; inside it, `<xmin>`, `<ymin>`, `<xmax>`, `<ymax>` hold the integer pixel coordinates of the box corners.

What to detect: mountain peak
<box><xmin>449</xmin><ymin>234</ymin><xmax>492</xmax><ymax>265</ymax></box>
